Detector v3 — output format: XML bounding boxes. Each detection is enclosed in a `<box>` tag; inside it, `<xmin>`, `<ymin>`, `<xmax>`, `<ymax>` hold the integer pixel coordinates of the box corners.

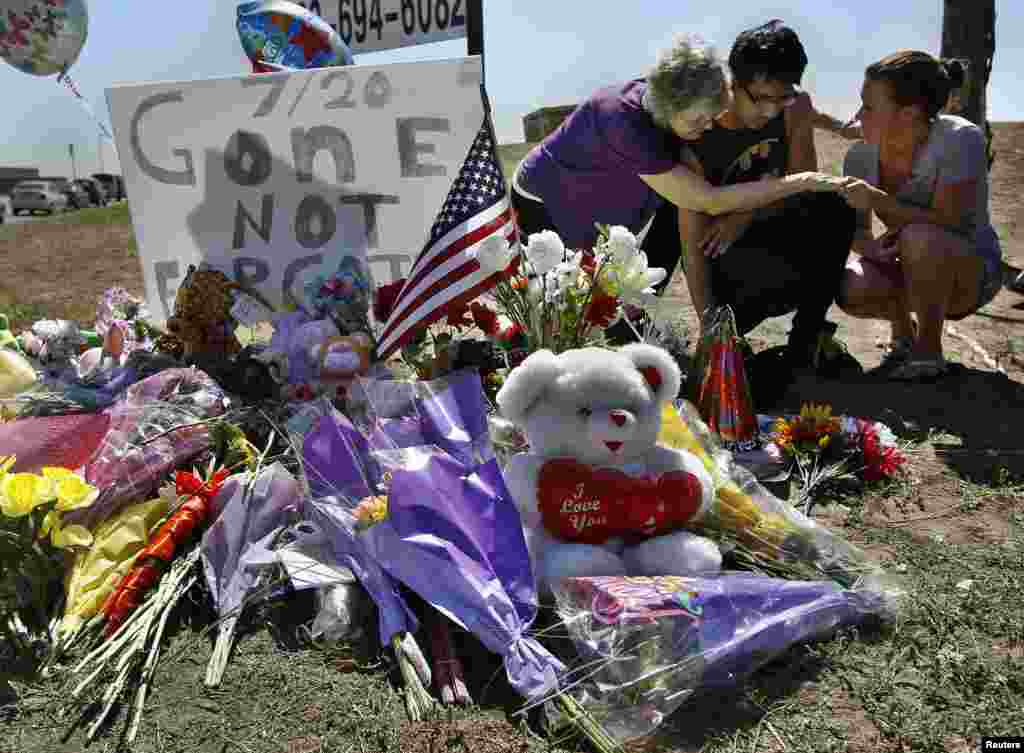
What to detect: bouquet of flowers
<box><xmin>770</xmin><ymin>404</ymin><xmax>907</xmax><ymax>510</ymax></box>
<box><xmin>546</xmin><ymin>573</ymin><xmax>894</xmax><ymax>746</ymax></box>
<box><xmin>658</xmin><ymin>400</ymin><xmax>905</xmax><ymax>597</ymax></box>
<box><xmin>67</xmin><ymin>368</ymin><xmax>227</xmax><ymax>529</ymax></box>
<box><xmin>467</xmin><ymin>225</ymin><xmax>667</xmax><ymax>359</ymax></box>
<box><xmin>0</xmin><ymin>457</ymin><xmax>99</xmax><ymax>666</ymax></box>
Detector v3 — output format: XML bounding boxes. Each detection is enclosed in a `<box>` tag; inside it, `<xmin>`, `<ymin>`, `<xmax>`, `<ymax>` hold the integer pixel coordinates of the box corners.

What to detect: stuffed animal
<box><xmin>495</xmin><ymin>344</ymin><xmax>722</xmax><ymax>590</ymax></box>
<box><xmin>161</xmin><ymin>266</ymin><xmax>241</xmax><ymax>358</ymax></box>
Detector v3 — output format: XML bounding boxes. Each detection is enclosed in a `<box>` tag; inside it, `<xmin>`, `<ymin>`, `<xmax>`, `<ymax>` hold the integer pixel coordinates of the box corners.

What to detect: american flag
<box><xmin>374</xmin><ymin>111</ymin><xmax>518</xmax><ymax>360</ymax></box>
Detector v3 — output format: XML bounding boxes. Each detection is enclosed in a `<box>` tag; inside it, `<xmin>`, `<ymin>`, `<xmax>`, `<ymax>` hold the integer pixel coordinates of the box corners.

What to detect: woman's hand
<box><xmin>700</xmin><ymin>212</ymin><xmax>753</xmax><ymax>258</ymax></box>
<box><xmin>842</xmin><ymin>179</ymin><xmax>888</xmax><ymax>211</ymax></box>
<box><xmin>792</xmin><ymin>172</ymin><xmax>859</xmax><ymax>194</ymax></box>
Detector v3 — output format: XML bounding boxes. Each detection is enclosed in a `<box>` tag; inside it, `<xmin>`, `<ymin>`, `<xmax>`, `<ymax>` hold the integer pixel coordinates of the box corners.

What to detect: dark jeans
<box><xmin>709</xmin><ymin>192</ymin><xmax>856</xmax><ymax>345</ymax></box>
<box><xmin>510</xmin><ymin>188</ymin><xmax>681</xmax><ymax>295</ymax></box>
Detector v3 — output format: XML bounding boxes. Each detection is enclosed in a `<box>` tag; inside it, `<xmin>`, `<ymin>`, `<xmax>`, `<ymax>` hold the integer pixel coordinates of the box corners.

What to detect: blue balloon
<box><xmin>237</xmin><ymin>0</ymin><xmax>353</xmax><ymax>72</ymax></box>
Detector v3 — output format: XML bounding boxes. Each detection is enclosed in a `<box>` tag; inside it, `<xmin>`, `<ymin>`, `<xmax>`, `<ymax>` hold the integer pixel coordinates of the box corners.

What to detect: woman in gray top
<box><xmin>839</xmin><ymin>51</ymin><xmax>1002</xmax><ymax>381</ymax></box>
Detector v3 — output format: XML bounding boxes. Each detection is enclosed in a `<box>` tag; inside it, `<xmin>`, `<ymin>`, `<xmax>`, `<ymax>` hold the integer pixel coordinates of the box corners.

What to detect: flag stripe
<box><xmin>375</xmin><ymin>226</ymin><xmax>517</xmax><ymax>356</ymax></box>
<box><xmin>373</xmin><ymin>109</ymin><xmax>513</xmax><ymax>361</ymax></box>
<box><xmin>381</xmin><ymin>210</ymin><xmax>514</xmax><ymax>336</ymax></box>
<box><xmin>376</xmin><ymin>268</ymin><xmax>509</xmax><ymax>357</ymax></box>
<box><xmin>406</xmin><ymin>200</ymin><xmax>509</xmax><ymax>287</ymax></box>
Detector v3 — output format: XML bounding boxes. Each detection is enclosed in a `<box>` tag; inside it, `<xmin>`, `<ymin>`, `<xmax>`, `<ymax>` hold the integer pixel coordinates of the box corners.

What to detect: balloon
<box><xmin>237</xmin><ymin>0</ymin><xmax>353</xmax><ymax>73</ymax></box>
<box><xmin>0</xmin><ymin>0</ymin><xmax>89</xmax><ymax>77</ymax></box>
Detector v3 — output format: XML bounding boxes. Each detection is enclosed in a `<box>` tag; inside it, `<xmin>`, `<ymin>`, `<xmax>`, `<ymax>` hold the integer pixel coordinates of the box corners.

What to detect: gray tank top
<box><xmin>843</xmin><ymin>114</ymin><xmax>1001</xmax><ymax>264</ymax></box>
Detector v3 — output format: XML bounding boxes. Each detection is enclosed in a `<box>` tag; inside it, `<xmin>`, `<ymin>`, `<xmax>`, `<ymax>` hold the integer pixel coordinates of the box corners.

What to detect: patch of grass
<box><xmin>0</xmin><ymin>301</ymin><xmax>46</xmax><ymax>329</ymax></box>
<box><xmin>668</xmin><ymin>525</ymin><xmax>1024</xmax><ymax>753</ymax></box>
<box><xmin>39</xmin><ymin>202</ymin><xmax>132</xmax><ymax>227</ymax></box>
<box><xmin>497</xmin><ymin>142</ymin><xmax>537</xmax><ymax>182</ymax></box>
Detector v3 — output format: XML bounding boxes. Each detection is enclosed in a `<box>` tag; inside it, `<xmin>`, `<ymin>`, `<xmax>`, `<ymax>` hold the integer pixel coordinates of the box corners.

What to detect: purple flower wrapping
<box><xmin>304</xmin><ymin>495</ymin><xmax>418</xmax><ymax>646</ymax></box>
<box><xmin>360</xmin><ymin>448</ymin><xmax>563</xmax><ymax>699</ymax></box>
<box><xmin>201</xmin><ymin>464</ymin><xmax>303</xmax><ymax>620</ymax></box>
<box><xmin>551</xmin><ymin>573</ymin><xmax>887</xmax><ymax>742</ymax></box>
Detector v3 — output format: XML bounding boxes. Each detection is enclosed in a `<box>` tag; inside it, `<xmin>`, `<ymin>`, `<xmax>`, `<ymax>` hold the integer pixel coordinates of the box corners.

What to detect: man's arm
<box><xmin>676</xmin><ymin>151</ymin><xmax>715</xmax><ymax>320</ymax></box>
<box><xmin>786</xmin><ymin>92</ymin><xmax>818</xmax><ymax>175</ymax></box>
<box><xmin>849</xmin><ymin>180</ymin><xmax>976</xmax><ymax>233</ymax></box>
<box><xmin>679</xmin><ymin>207</ymin><xmax>714</xmax><ymax>321</ymax></box>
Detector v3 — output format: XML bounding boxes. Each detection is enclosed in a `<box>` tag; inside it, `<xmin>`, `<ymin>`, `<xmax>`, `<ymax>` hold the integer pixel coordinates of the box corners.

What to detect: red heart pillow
<box><xmin>536</xmin><ymin>458</ymin><xmax>704</xmax><ymax>545</ymax></box>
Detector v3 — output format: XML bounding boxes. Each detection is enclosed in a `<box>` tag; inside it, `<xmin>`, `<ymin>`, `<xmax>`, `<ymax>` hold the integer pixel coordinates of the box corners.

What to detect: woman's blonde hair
<box><xmin>646</xmin><ymin>34</ymin><xmax>728</xmax><ymax>130</ymax></box>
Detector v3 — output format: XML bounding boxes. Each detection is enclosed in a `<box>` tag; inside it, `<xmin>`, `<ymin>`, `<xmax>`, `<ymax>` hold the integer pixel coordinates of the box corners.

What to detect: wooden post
<box><xmin>941</xmin><ymin>0</ymin><xmax>996</xmax><ymax>162</ymax></box>
<box><xmin>466</xmin><ymin>0</ymin><xmax>483</xmax><ymax>80</ymax></box>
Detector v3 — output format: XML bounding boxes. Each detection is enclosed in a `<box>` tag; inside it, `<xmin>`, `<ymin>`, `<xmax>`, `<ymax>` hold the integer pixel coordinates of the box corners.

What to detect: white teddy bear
<box><xmin>496</xmin><ymin>343</ymin><xmax>722</xmax><ymax>591</ymax></box>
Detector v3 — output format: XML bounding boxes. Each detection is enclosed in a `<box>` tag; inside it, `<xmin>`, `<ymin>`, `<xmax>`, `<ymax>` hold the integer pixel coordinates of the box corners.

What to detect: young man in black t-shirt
<box><xmin>680</xmin><ymin>20</ymin><xmax>858</xmax><ymax>375</ymax></box>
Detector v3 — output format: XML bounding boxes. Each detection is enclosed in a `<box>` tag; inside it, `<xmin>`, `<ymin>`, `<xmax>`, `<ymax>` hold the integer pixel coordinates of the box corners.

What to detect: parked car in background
<box><xmin>11</xmin><ymin>180</ymin><xmax>68</xmax><ymax>215</ymax></box>
<box><xmin>0</xmin><ymin>195</ymin><xmax>8</xmax><ymax>224</ymax></box>
<box><xmin>92</xmin><ymin>173</ymin><xmax>125</xmax><ymax>201</ymax></box>
<box><xmin>74</xmin><ymin>178</ymin><xmax>106</xmax><ymax>207</ymax></box>
<box><xmin>62</xmin><ymin>180</ymin><xmax>92</xmax><ymax>210</ymax></box>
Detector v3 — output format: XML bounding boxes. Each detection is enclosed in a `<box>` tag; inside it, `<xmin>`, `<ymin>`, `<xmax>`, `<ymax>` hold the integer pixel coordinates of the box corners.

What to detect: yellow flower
<box><xmin>43</xmin><ymin>467</ymin><xmax>99</xmax><ymax>511</ymax></box>
<box><xmin>0</xmin><ymin>472</ymin><xmax>54</xmax><ymax>517</ymax></box>
<box><xmin>41</xmin><ymin>510</ymin><xmax>94</xmax><ymax>549</ymax></box>
<box><xmin>799</xmin><ymin>402</ymin><xmax>841</xmax><ymax>434</ymax></box>
<box><xmin>354</xmin><ymin>495</ymin><xmax>389</xmax><ymax>529</ymax></box>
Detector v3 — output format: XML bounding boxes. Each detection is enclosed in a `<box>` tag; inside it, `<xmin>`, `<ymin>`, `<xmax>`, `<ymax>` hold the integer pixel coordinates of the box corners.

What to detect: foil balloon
<box><xmin>0</xmin><ymin>0</ymin><xmax>89</xmax><ymax>77</ymax></box>
<box><xmin>237</xmin><ymin>0</ymin><xmax>353</xmax><ymax>73</ymax></box>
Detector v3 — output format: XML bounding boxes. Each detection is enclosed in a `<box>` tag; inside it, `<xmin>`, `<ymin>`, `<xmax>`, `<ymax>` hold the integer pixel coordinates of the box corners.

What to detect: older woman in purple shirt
<box><xmin>511</xmin><ymin>35</ymin><xmax>855</xmax><ymax>294</ymax></box>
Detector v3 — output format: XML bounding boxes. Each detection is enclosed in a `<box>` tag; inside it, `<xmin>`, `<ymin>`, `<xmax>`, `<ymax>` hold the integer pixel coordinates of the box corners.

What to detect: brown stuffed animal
<box><xmin>160</xmin><ymin>266</ymin><xmax>241</xmax><ymax>358</ymax></box>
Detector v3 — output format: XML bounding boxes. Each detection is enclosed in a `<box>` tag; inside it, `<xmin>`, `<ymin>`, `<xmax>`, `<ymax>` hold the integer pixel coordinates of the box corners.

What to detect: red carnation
<box><xmin>580</xmin><ymin>252</ymin><xmax>598</xmax><ymax>277</ymax></box>
<box><xmin>470</xmin><ymin>302</ymin><xmax>500</xmax><ymax>335</ymax></box>
<box><xmin>498</xmin><ymin>322</ymin><xmax>526</xmax><ymax>344</ymax></box>
<box><xmin>585</xmin><ymin>290</ymin><xmax>619</xmax><ymax>327</ymax></box>
<box><xmin>373</xmin><ymin>278</ymin><xmax>406</xmax><ymax>322</ymax></box>
<box><xmin>861</xmin><ymin>427</ymin><xmax>905</xmax><ymax>481</ymax></box>
<box><xmin>445</xmin><ymin>301</ymin><xmax>474</xmax><ymax>329</ymax></box>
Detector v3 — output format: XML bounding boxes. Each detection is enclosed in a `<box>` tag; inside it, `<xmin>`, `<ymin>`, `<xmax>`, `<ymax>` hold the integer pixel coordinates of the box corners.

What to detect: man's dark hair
<box><xmin>728</xmin><ymin>19</ymin><xmax>808</xmax><ymax>86</ymax></box>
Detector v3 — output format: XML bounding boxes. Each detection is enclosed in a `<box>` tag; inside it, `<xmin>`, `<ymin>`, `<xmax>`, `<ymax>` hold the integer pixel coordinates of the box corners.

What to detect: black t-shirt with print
<box><xmin>684</xmin><ymin>110</ymin><xmax>788</xmax><ymax>186</ymax></box>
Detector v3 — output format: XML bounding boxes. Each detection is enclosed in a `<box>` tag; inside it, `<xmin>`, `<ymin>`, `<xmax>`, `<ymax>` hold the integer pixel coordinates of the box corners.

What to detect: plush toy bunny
<box><xmin>496</xmin><ymin>344</ymin><xmax>722</xmax><ymax>591</ymax></box>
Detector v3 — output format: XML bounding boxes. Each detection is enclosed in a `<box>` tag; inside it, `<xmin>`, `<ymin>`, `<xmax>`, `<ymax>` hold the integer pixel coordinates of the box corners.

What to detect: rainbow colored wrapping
<box><xmin>688</xmin><ymin>305</ymin><xmax>759</xmax><ymax>451</ymax></box>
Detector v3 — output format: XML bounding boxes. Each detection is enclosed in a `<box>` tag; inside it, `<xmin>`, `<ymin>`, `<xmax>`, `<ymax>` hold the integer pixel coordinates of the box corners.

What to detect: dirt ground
<box><xmin>2</xmin><ymin>126</ymin><xmax>1024</xmax><ymax>753</ymax></box>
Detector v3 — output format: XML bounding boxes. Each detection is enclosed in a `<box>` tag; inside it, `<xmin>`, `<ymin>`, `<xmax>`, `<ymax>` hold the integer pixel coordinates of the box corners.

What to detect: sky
<box><xmin>1</xmin><ymin>0</ymin><xmax>1021</xmax><ymax>179</ymax></box>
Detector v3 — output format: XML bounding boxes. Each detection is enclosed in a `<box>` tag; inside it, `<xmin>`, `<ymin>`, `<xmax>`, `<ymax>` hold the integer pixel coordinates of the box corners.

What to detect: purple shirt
<box><xmin>516</xmin><ymin>79</ymin><xmax>678</xmax><ymax>249</ymax></box>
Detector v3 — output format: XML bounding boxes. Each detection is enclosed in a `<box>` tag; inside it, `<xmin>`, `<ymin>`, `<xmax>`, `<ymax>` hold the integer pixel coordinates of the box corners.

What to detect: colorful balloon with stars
<box><xmin>237</xmin><ymin>0</ymin><xmax>353</xmax><ymax>72</ymax></box>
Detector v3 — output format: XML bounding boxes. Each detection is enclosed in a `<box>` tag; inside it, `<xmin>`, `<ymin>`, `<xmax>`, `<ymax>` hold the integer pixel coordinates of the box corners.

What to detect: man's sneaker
<box><xmin>877</xmin><ymin>335</ymin><xmax>914</xmax><ymax>372</ymax></box>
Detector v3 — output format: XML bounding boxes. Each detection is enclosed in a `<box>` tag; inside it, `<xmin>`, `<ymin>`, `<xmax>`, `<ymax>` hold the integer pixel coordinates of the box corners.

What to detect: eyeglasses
<box><xmin>741</xmin><ymin>83</ymin><xmax>798</xmax><ymax>109</ymax></box>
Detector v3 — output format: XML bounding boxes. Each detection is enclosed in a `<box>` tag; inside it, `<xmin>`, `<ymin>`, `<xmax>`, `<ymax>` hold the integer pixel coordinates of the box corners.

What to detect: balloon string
<box><xmin>57</xmin><ymin>70</ymin><xmax>114</xmax><ymax>141</ymax></box>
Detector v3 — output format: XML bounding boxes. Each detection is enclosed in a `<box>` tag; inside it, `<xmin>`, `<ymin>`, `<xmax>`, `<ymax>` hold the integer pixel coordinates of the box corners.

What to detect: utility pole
<box><xmin>69</xmin><ymin>143</ymin><xmax>77</xmax><ymax>180</ymax></box>
<box><xmin>941</xmin><ymin>0</ymin><xmax>996</xmax><ymax>164</ymax></box>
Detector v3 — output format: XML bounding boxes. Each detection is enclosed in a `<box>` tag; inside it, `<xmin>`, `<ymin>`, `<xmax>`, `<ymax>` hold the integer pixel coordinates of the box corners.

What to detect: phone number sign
<box><xmin>301</xmin><ymin>0</ymin><xmax>467</xmax><ymax>54</ymax></box>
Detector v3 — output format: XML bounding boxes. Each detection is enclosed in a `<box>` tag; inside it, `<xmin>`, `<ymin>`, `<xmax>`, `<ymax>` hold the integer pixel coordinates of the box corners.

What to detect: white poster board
<box><xmin>106</xmin><ymin>56</ymin><xmax>484</xmax><ymax>323</ymax></box>
<box><xmin>301</xmin><ymin>0</ymin><xmax>468</xmax><ymax>54</ymax></box>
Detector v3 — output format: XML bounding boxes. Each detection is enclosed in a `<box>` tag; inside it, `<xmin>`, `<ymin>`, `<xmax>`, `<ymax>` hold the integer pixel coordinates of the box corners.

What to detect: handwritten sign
<box><xmin>106</xmin><ymin>56</ymin><xmax>484</xmax><ymax>323</ymax></box>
